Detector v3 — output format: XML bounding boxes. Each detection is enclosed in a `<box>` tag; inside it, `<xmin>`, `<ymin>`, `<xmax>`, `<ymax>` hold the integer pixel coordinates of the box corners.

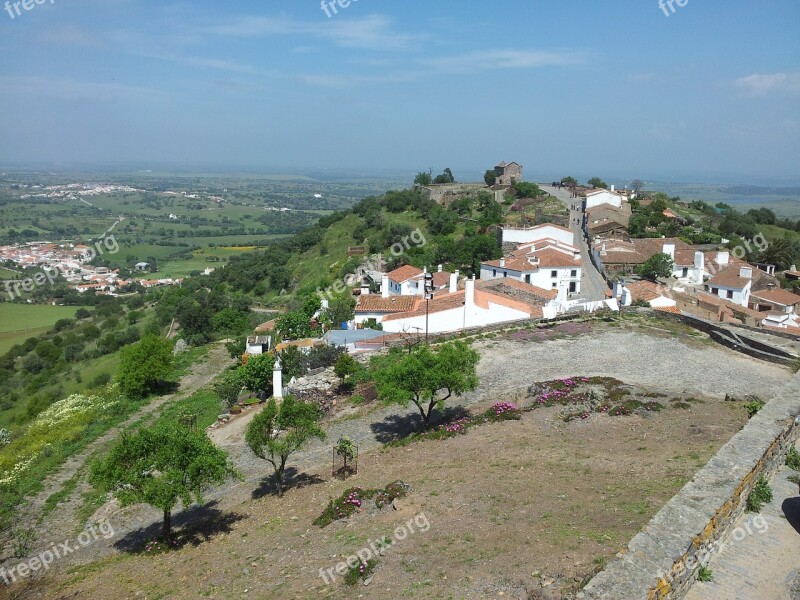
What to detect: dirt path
<box><xmin>15</xmin><ymin>343</ymin><xmax>232</xmax><ymax>551</ymax></box>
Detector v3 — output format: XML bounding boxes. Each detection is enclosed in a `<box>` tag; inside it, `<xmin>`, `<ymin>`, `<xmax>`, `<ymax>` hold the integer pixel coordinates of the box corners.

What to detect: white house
<box><xmin>383</xmin><ymin>265</ymin><xmax>424</xmax><ymax>296</ymax></box>
<box><xmin>584</xmin><ymin>187</ymin><xmax>626</xmax><ymax>210</ymax></box>
<box><xmin>613</xmin><ymin>280</ymin><xmax>677</xmax><ymax>309</ymax></box>
<box><xmin>380</xmin><ymin>277</ymin><xmax>535</xmax><ymax>334</ymax></box>
<box><xmin>750</xmin><ymin>287</ymin><xmax>800</xmax><ymax>315</ymax></box>
<box><xmin>502</xmin><ymin>223</ymin><xmax>575</xmax><ymax>247</ymax></box>
<box><xmin>245</xmin><ymin>335</ymin><xmax>272</xmax><ymax>356</ymax></box>
<box><xmin>706</xmin><ymin>262</ymin><xmax>754</xmax><ymax>307</ymax></box>
<box><xmin>480</xmin><ymin>242</ymin><xmax>582</xmax><ymax>300</ymax></box>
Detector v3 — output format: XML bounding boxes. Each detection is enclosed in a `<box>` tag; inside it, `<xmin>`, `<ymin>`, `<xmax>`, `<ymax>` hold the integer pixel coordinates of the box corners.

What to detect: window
<box><xmin>570</xmin><ymin>270</ymin><xmax>577</xmax><ymax>277</ymax></box>
<box><xmin>551</xmin><ymin>270</ymin><xmax>558</xmax><ymax>278</ymax></box>
<box><xmin>711</xmin><ymin>288</ymin><xmax>719</xmax><ymax>295</ymax></box>
<box><xmin>503</xmin><ymin>271</ymin><xmax>508</xmax><ymax>278</ymax></box>
<box><xmin>492</xmin><ymin>269</ymin><xmax>496</xmax><ymax>277</ymax></box>
<box><xmin>727</xmin><ymin>290</ymin><xmax>734</xmax><ymax>299</ymax></box>
<box><xmin>552</xmin><ymin>282</ymin><xmax>558</xmax><ymax>288</ymax></box>
<box><xmin>525</xmin><ymin>274</ymin><xmax>531</xmax><ymax>284</ymax></box>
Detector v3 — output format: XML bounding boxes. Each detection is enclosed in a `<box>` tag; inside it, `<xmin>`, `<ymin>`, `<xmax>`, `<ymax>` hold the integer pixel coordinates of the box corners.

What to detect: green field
<box><xmin>0</xmin><ymin>304</ymin><xmax>84</xmax><ymax>354</ymax></box>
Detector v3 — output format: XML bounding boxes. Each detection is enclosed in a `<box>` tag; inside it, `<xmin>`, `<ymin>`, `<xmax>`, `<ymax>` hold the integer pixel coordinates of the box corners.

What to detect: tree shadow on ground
<box><xmin>782</xmin><ymin>496</ymin><xmax>800</xmax><ymax>535</ymax></box>
<box><xmin>370</xmin><ymin>406</ymin><xmax>471</xmax><ymax>444</ymax></box>
<box><xmin>251</xmin><ymin>467</ymin><xmax>325</xmax><ymax>500</ymax></box>
<box><xmin>113</xmin><ymin>501</ymin><xmax>245</xmax><ymax>553</ymax></box>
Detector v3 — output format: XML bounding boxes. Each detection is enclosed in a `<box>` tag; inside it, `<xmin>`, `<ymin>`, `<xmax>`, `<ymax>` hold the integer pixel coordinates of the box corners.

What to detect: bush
<box><xmin>786</xmin><ymin>447</ymin><xmax>800</xmax><ymax>471</ymax></box>
<box><xmin>745</xmin><ymin>398</ymin><xmax>765</xmax><ymax>418</ymax></box>
<box><xmin>746</xmin><ymin>477</ymin><xmax>773</xmax><ymax>512</ymax></box>
<box><xmin>345</xmin><ymin>558</ymin><xmax>377</xmax><ymax>586</ymax></box>
<box><xmin>697</xmin><ymin>566</ymin><xmax>713</xmax><ymax>582</ymax></box>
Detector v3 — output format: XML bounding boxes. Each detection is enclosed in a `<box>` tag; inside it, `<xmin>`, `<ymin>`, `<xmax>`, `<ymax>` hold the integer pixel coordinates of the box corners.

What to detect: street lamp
<box><xmin>424</xmin><ymin>272</ymin><xmax>434</xmax><ymax>344</ymax></box>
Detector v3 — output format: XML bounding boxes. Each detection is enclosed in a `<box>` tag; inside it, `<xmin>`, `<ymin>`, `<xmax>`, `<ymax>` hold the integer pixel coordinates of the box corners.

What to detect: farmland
<box><xmin>0</xmin><ymin>304</ymin><xmax>85</xmax><ymax>355</ymax></box>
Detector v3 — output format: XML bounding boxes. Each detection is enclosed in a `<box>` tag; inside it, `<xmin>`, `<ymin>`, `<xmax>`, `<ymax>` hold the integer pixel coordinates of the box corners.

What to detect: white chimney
<box><xmin>361</xmin><ymin>279</ymin><xmax>370</xmax><ymax>295</ymax></box>
<box><xmin>381</xmin><ymin>274</ymin><xmax>390</xmax><ymax>299</ymax></box>
<box><xmin>500</xmin><ymin>258</ymin><xmax>505</xmax><ymax>268</ymax></box>
<box><xmin>717</xmin><ymin>251</ymin><xmax>729</xmax><ymax>266</ymax></box>
<box><xmin>611</xmin><ymin>185</ymin><xmax>615</xmax><ymax>192</ymax></box>
<box><xmin>438</xmin><ymin>264</ymin><xmax>443</xmax><ymax>272</ymax></box>
<box><xmin>662</xmin><ymin>243</ymin><xmax>676</xmax><ymax>260</ymax></box>
<box><xmin>601</xmin><ymin>242</ymin><xmax>607</xmax><ymax>256</ymax></box>
<box><xmin>739</xmin><ymin>266</ymin><xmax>753</xmax><ymax>279</ymax></box>
<box><xmin>465</xmin><ymin>276</ymin><xmax>476</xmax><ymax>308</ymax></box>
<box><xmin>449</xmin><ymin>270</ymin><xmax>459</xmax><ymax>294</ymax></box>
<box><xmin>693</xmin><ymin>251</ymin><xmax>705</xmax><ymax>285</ymax></box>
<box><xmin>792</xmin><ymin>265</ymin><xmax>797</xmax><ymax>272</ymax></box>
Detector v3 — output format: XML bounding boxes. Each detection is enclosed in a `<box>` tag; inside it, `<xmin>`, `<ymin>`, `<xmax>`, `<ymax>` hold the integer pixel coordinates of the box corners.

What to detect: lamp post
<box><xmin>424</xmin><ymin>272</ymin><xmax>434</xmax><ymax>344</ymax></box>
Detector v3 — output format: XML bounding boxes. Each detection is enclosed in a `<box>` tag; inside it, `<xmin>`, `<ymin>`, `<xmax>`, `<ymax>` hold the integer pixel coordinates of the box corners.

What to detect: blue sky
<box><xmin>0</xmin><ymin>0</ymin><xmax>798</xmax><ymax>183</ymax></box>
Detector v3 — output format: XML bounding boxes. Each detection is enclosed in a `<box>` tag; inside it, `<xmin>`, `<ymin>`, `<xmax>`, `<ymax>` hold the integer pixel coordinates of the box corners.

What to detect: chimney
<box><xmin>792</xmin><ymin>265</ymin><xmax>797</xmax><ymax>272</ymax></box>
<box><xmin>601</xmin><ymin>242</ymin><xmax>607</xmax><ymax>256</ymax></box>
<box><xmin>449</xmin><ymin>270</ymin><xmax>459</xmax><ymax>294</ymax></box>
<box><xmin>694</xmin><ymin>251</ymin><xmax>704</xmax><ymax>269</ymax></box>
<box><xmin>717</xmin><ymin>251</ymin><xmax>729</xmax><ymax>266</ymax></box>
<box><xmin>662</xmin><ymin>243</ymin><xmax>676</xmax><ymax>260</ymax></box>
<box><xmin>610</xmin><ymin>185</ymin><xmax>615</xmax><ymax>192</ymax></box>
<box><xmin>438</xmin><ymin>264</ymin><xmax>443</xmax><ymax>272</ymax></box>
<box><xmin>574</xmin><ymin>250</ymin><xmax>581</xmax><ymax>261</ymax></box>
<box><xmin>465</xmin><ymin>276</ymin><xmax>476</xmax><ymax>308</ymax></box>
<box><xmin>767</xmin><ymin>283</ymin><xmax>777</xmax><ymax>290</ymax></box>
<box><xmin>360</xmin><ymin>278</ymin><xmax>370</xmax><ymax>296</ymax></box>
<box><xmin>500</xmin><ymin>258</ymin><xmax>505</xmax><ymax>268</ymax></box>
<box><xmin>739</xmin><ymin>266</ymin><xmax>753</xmax><ymax>280</ymax></box>
<box><xmin>381</xmin><ymin>274</ymin><xmax>390</xmax><ymax>299</ymax></box>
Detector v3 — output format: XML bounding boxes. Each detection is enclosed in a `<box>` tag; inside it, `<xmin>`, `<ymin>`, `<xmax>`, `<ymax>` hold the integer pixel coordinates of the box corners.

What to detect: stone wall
<box><xmin>581</xmin><ymin>370</ymin><xmax>800</xmax><ymax>600</ymax></box>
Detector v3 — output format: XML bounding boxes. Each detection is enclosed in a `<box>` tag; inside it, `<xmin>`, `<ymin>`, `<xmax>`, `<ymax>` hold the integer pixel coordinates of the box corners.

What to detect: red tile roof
<box><xmin>356</xmin><ymin>295</ymin><xmax>419</xmax><ymax>313</ymax></box>
<box><xmin>626</xmin><ymin>280</ymin><xmax>664</xmax><ymax>302</ymax></box>
<box><xmin>387</xmin><ymin>265</ymin><xmax>424</xmax><ymax>284</ymax></box>
<box><xmin>750</xmin><ymin>288</ymin><xmax>800</xmax><ymax>307</ymax></box>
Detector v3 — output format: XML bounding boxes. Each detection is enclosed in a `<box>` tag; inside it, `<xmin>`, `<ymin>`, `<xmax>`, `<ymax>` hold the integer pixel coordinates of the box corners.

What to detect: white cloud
<box><xmin>734</xmin><ymin>72</ymin><xmax>800</xmax><ymax>96</ymax></box>
<box><xmin>421</xmin><ymin>49</ymin><xmax>588</xmax><ymax>74</ymax></box>
<box><xmin>205</xmin><ymin>14</ymin><xmax>424</xmax><ymax>51</ymax></box>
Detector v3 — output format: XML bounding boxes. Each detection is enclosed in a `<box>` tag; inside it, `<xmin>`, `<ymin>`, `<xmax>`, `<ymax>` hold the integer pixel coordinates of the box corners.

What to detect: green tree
<box><xmin>372</xmin><ymin>341</ymin><xmax>479</xmax><ymax>429</ymax></box>
<box><xmin>484</xmin><ymin>170</ymin><xmax>497</xmax><ymax>186</ymax></box>
<box><xmin>637</xmin><ymin>253</ymin><xmax>674</xmax><ymax>281</ymax></box>
<box><xmin>513</xmin><ymin>181</ymin><xmax>542</xmax><ymax>198</ymax></box>
<box><xmin>631</xmin><ymin>179</ymin><xmax>645</xmax><ymax>193</ymax></box>
<box><xmin>560</xmin><ymin>176</ymin><xmax>578</xmax><ymax>187</ymax></box>
<box><xmin>334</xmin><ymin>353</ymin><xmax>358</xmax><ymax>384</ymax></box>
<box><xmin>240</xmin><ymin>353</ymin><xmax>274</xmax><ymax>394</ymax></box>
<box><xmin>214</xmin><ymin>369</ymin><xmax>244</xmax><ymax>409</ymax></box>
<box><xmin>89</xmin><ymin>421</ymin><xmax>238</xmax><ymax>540</ymax></box>
<box><xmin>325</xmin><ymin>294</ymin><xmax>356</xmax><ymax>328</ymax></box>
<box><xmin>588</xmin><ymin>177</ymin><xmax>608</xmax><ymax>189</ymax></box>
<box><xmin>117</xmin><ymin>335</ymin><xmax>175</xmax><ymax>398</ymax></box>
<box><xmin>245</xmin><ymin>396</ymin><xmax>326</xmax><ymax>496</ymax></box>
<box><xmin>414</xmin><ymin>171</ymin><xmax>432</xmax><ymax>186</ymax></box>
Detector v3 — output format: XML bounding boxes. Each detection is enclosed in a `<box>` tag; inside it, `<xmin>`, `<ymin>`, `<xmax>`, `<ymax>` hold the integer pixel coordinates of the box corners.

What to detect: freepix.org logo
<box><xmin>4</xmin><ymin>0</ymin><xmax>56</xmax><ymax>21</ymax></box>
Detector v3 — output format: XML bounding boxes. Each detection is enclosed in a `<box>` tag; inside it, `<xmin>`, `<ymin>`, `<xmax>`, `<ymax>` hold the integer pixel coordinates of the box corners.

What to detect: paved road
<box><xmin>541</xmin><ymin>184</ymin><xmax>609</xmax><ymax>302</ymax></box>
<box><xmin>684</xmin><ymin>439</ymin><xmax>800</xmax><ymax>600</ymax></box>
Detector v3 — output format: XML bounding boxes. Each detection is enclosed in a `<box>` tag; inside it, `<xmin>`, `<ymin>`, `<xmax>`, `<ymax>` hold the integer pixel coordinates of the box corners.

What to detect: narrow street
<box><xmin>540</xmin><ymin>184</ymin><xmax>609</xmax><ymax>301</ymax></box>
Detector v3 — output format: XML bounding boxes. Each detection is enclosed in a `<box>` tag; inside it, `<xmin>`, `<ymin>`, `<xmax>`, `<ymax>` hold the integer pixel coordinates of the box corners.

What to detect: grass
<box><xmin>697</xmin><ymin>565</ymin><xmax>714</xmax><ymax>582</ymax></box>
<box><xmin>0</xmin><ymin>304</ymin><xmax>86</xmax><ymax>354</ymax></box>
<box><xmin>746</xmin><ymin>477</ymin><xmax>773</xmax><ymax>512</ymax></box>
<box><xmin>786</xmin><ymin>447</ymin><xmax>800</xmax><ymax>471</ymax></box>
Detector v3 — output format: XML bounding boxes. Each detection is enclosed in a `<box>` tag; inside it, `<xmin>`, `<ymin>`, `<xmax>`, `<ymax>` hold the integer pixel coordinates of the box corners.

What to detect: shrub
<box><xmin>345</xmin><ymin>558</ymin><xmax>377</xmax><ymax>585</ymax></box>
<box><xmin>746</xmin><ymin>477</ymin><xmax>773</xmax><ymax>512</ymax></box>
<box><xmin>786</xmin><ymin>447</ymin><xmax>800</xmax><ymax>472</ymax></box>
<box><xmin>697</xmin><ymin>565</ymin><xmax>713</xmax><ymax>582</ymax></box>
<box><xmin>745</xmin><ymin>398</ymin><xmax>765</xmax><ymax>418</ymax></box>
<box><xmin>314</xmin><ymin>482</ymin><xmax>408</xmax><ymax>527</ymax></box>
